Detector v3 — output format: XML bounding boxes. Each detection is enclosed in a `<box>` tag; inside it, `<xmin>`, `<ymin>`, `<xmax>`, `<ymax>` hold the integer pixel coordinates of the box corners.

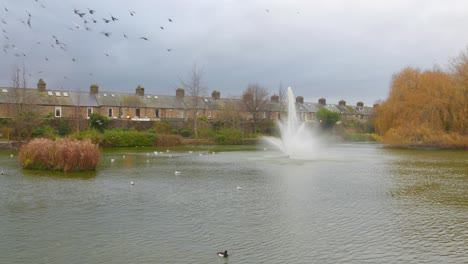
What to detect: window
<box><xmin>155</xmin><ymin>109</ymin><xmax>160</xmax><ymax>118</ymax></box>
<box><xmin>87</xmin><ymin>108</ymin><xmax>93</xmax><ymax>118</ymax></box>
<box><xmin>108</xmin><ymin>108</ymin><xmax>113</xmax><ymax>117</ymax></box>
<box><xmin>208</xmin><ymin>111</ymin><xmax>212</xmax><ymax>118</ymax></box>
<box><xmin>178</xmin><ymin>110</ymin><xmax>184</xmax><ymax>118</ymax></box>
<box><xmin>55</xmin><ymin>107</ymin><xmax>61</xmax><ymax>117</ymax></box>
<box><xmin>136</xmin><ymin>109</ymin><xmax>140</xmax><ymax>118</ymax></box>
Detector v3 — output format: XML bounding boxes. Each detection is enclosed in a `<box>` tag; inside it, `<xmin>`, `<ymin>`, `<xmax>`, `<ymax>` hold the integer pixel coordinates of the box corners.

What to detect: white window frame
<box><xmin>87</xmin><ymin>108</ymin><xmax>93</xmax><ymax>118</ymax></box>
<box><xmin>55</xmin><ymin>107</ymin><xmax>62</xmax><ymax>117</ymax></box>
<box><xmin>108</xmin><ymin>108</ymin><xmax>113</xmax><ymax>117</ymax></box>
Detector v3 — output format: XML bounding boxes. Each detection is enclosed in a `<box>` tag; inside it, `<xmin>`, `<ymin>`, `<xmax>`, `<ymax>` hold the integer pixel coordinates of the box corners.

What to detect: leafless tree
<box><xmin>180</xmin><ymin>63</ymin><xmax>206</xmax><ymax>138</ymax></box>
<box><xmin>278</xmin><ymin>82</ymin><xmax>286</xmax><ymax>103</ymax></box>
<box><xmin>216</xmin><ymin>98</ymin><xmax>242</xmax><ymax>130</ymax></box>
<box><xmin>242</xmin><ymin>83</ymin><xmax>269</xmax><ymax>134</ymax></box>
<box><xmin>10</xmin><ymin>64</ymin><xmax>40</xmax><ymax>139</ymax></box>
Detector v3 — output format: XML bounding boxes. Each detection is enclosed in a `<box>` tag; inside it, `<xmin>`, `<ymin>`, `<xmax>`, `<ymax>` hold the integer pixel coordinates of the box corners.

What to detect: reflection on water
<box><xmin>0</xmin><ymin>145</ymin><xmax>467</xmax><ymax>263</ymax></box>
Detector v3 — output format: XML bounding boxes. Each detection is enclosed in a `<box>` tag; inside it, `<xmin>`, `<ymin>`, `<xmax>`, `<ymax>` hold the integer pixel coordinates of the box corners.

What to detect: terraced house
<box><xmin>0</xmin><ymin>79</ymin><xmax>375</xmax><ymax>126</ymax></box>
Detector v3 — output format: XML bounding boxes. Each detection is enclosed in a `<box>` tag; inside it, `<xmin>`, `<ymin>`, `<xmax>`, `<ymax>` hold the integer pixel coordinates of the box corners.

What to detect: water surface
<box><xmin>0</xmin><ymin>144</ymin><xmax>467</xmax><ymax>263</ymax></box>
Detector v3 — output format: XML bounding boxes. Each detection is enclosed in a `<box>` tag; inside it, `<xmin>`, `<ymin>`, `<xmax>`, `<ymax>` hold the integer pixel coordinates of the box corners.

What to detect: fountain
<box><xmin>263</xmin><ymin>87</ymin><xmax>320</xmax><ymax>159</ymax></box>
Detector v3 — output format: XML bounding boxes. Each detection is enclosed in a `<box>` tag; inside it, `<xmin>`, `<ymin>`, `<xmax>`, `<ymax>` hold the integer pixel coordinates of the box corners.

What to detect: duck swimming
<box><xmin>217</xmin><ymin>250</ymin><xmax>228</xmax><ymax>258</ymax></box>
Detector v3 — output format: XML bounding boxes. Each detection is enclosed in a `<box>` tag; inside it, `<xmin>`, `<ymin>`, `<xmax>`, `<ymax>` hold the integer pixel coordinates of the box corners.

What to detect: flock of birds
<box><xmin>1</xmin><ymin>1</ymin><xmax>177</xmax><ymax>84</ymax></box>
<box><xmin>1</xmin><ymin>1</ymin><xmax>291</xmax><ymax>90</ymax></box>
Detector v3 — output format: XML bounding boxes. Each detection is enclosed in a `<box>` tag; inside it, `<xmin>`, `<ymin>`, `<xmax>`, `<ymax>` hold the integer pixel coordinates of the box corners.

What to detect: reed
<box><xmin>19</xmin><ymin>138</ymin><xmax>100</xmax><ymax>172</ymax></box>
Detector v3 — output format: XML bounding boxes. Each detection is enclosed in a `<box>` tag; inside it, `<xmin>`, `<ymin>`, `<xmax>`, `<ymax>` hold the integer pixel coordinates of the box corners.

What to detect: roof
<box><xmin>0</xmin><ymin>86</ymin><xmax>375</xmax><ymax>115</ymax></box>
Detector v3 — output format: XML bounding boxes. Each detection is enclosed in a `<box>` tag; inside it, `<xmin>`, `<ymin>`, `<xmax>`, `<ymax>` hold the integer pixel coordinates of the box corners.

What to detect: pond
<box><xmin>0</xmin><ymin>143</ymin><xmax>467</xmax><ymax>263</ymax></box>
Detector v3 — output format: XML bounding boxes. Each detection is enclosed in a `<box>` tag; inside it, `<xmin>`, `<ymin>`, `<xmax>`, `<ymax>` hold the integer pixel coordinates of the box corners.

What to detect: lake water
<box><xmin>0</xmin><ymin>143</ymin><xmax>467</xmax><ymax>263</ymax></box>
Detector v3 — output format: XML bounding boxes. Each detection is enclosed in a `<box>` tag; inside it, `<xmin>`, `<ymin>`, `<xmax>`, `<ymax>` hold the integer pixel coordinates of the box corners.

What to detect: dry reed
<box><xmin>19</xmin><ymin>138</ymin><xmax>100</xmax><ymax>172</ymax></box>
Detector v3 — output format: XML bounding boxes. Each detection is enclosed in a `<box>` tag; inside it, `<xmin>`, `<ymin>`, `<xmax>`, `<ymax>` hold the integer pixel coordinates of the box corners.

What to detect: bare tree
<box><xmin>277</xmin><ymin>82</ymin><xmax>286</xmax><ymax>103</ymax></box>
<box><xmin>180</xmin><ymin>63</ymin><xmax>206</xmax><ymax>138</ymax></box>
<box><xmin>215</xmin><ymin>98</ymin><xmax>242</xmax><ymax>130</ymax></box>
<box><xmin>242</xmin><ymin>83</ymin><xmax>269</xmax><ymax>134</ymax></box>
<box><xmin>10</xmin><ymin>65</ymin><xmax>40</xmax><ymax>140</ymax></box>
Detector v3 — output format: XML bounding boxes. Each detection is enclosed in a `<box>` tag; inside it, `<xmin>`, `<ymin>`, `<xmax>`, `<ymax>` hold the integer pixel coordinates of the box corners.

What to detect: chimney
<box><xmin>176</xmin><ymin>88</ymin><xmax>185</xmax><ymax>98</ymax></box>
<box><xmin>90</xmin><ymin>84</ymin><xmax>99</xmax><ymax>94</ymax></box>
<box><xmin>318</xmin><ymin>98</ymin><xmax>326</xmax><ymax>105</ymax></box>
<box><xmin>136</xmin><ymin>85</ymin><xmax>144</xmax><ymax>96</ymax></box>
<box><xmin>357</xmin><ymin>101</ymin><xmax>364</xmax><ymax>107</ymax></box>
<box><xmin>296</xmin><ymin>96</ymin><xmax>304</xmax><ymax>104</ymax></box>
<box><xmin>271</xmin><ymin>94</ymin><xmax>279</xmax><ymax>103</ymax></box>
<box><xmin>339</xmin><ymin>100</ymin><xmax>346</xmax><ymax>106</ymax></box>
<box><xmin>37</xmin><ymin>79</ymin><xmax>46</xmax><ymax>92</ymax></box>
<box><xmin>211</xmin><ymin>90</ymin><xmax>220</xmax><ymax>100</ymax></box>
<box><xmin>373</xmin><ymin>103</ymin><xmax>379</xmax><ymax>108</ymax></box>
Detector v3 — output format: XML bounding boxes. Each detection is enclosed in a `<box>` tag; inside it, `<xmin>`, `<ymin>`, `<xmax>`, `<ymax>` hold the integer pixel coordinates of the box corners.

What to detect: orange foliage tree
<box><xmin>375</xmin><ymin>48</ymin><xmax>468</xmax><ymax>149</ymax></box>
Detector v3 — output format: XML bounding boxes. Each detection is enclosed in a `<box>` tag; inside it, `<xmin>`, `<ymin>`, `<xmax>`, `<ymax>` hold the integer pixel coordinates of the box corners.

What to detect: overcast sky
<box><xmin>2</xmin><ymin>0</ymin><xmax>468</xmax><ymax>105</ymax></box>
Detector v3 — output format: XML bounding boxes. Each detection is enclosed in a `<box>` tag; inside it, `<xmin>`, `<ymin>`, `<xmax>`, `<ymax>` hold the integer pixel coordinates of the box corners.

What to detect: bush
<box><xmin>215</xmin><ymin>129</ymin><xmax>243</xmax><ymax>145</ymax></box>
<box><xmin>198</xmin><ymin>128</ymin><xmax>216</xmax><ymax>139</ymax></box>
<box><xmin>32</xmin><ymin>125</ymin><xmax>58</xmax><ymax>139</ymax></box>
<box><xmin>89</xmin><ymin>113</ymin><xmax>109</xmax><ymax>132</ymax></box>
<box><xmin>153</xmin><ymin>121</ymin><xmax>172</xmax><ymax>134</ymax></box>
<box><xmin>71</xmin><ymin>129</ymin><xmax>104</xmax><ymax>145</ymax></box>
<box><xmin>102</xmin><ymin>129</ymin><xmax>156</xmax><ymax>147</ymax></box>
<box><xmin>19</xmin><ymin>138</ymin><xmax>100</xmax><ymax>172</ymax></box>
<box><xmin>180</xmin><ymin>129</ymin><xmax>191</xmax><ymax>137</ymax></box>
<box><xmin>156</xmin><ymin>134</ymin><xmax>182</xmax><ymax>146</ymax></box>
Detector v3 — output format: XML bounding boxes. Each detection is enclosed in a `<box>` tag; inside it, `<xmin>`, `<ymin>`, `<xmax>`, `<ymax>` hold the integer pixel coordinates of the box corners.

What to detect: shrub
<box><xmin>71</xmin><ymin>129</ymin><xmax>104</xmax><ymax>145</ymax></box>
<box><xmin>19</xmin><ymin>138</ymin><xmax>100</xmax><ymax>172</ymax></box>
<box><xmin>89</xmin><ymin>113</ymin><xmax>109</xmax><ymax>132</ymax></box>
<box><xmin>156</xmin><ymin>134</ymin><xmax>182</xmax><ymax>146</ymax></box>
<box><xmin>153</xmin><ymin>121</ymin><xmax>172</xmax><ymax>134</ymax></box>
<box><xmin>180</xmin><ymin>129</ymin><xmax>191</xmax><ymax>137</ymax></box>
<box><xmin>102</xmin><ymin>130</ymin><xmax>156</xmax><ymax>147</ymax></box>
<box><xmin>215</xmin><ymin>129</ymin><xmax>243</xmax><ymax>145</ymax></box>
<box><xmin>198</xmin><ymin>128</ymin><xmax>216</xmax><ymax>139</ymax></box>
<box><xmin>31</xmin><ymin>125</ymin><xmax>57</xmax><ymax>139</ymax></box>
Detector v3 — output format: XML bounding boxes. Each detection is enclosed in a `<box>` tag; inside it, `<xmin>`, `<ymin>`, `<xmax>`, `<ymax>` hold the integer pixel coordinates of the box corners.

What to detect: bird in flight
<box><xmin>129</xmin><ymin>10</ymin><xmax>136</xmax><ymax>16</ymax></box>
<box><xmin>168</xmin><ymin>18</ymin><xmax>173</xmax><ymax>22</ymax></box>
<box><xmin>160</xmin><ymin>26</ymin><xmax>164</xmax><ymax>30</ymax></box>
<box><xmin>140</xmin><ymin>37</ymin><xmax>149</xmax><ymax>41</ymax></box>
<box><xmin>101</xmin><ymin>31</ymin><xmax>111</xmax><ymax>37</ymax></box>
<box><xmin>103</xmin><ymin>18</ymin><xmax>111</xmax><ymax>23</ymax></box>
<box><xmin>88</xmin><ymin>8</ymin><xmax>95</xmax><ymax>14</ymax></box>
<box><xmin>110</xmin><ymin>14</ymin><xmax>118</xmax><ymax>21</ymax></box>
